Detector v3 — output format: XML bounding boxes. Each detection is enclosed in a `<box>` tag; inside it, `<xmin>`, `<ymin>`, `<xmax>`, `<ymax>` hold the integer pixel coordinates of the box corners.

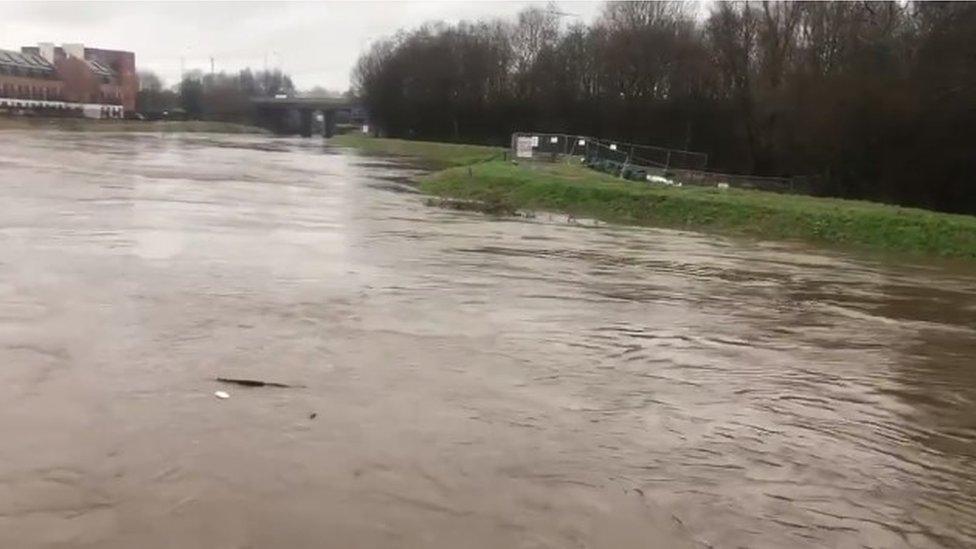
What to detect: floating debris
<box><xmin>214</xmin><ymin>390</ymin><xmax>230</xmax><ymax>399</ymax></box>
<box><xmin>216</xmin><ymin>377</ymin><xmax>299</xmax><ymax>388</ymax></box>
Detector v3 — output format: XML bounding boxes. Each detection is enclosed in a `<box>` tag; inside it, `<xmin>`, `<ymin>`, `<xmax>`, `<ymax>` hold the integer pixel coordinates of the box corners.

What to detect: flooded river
<box><xmin>1</xmin><ymin>131</ymin><xmax>975</xmax><ymax>548</ymax></box>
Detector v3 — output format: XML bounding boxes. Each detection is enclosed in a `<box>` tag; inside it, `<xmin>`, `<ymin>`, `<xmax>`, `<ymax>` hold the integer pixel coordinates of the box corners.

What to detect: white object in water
<box><xmin>214</xmin><ymin>390</ymin><xmax>230</xmax><ymax>399</ymax></box>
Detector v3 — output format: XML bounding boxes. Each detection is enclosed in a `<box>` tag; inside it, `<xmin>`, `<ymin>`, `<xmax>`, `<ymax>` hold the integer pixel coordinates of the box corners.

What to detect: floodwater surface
<box><xmin>1</xmin><ymin>131</ymin><xmax>975</xmax><ymax>548</ymax></box>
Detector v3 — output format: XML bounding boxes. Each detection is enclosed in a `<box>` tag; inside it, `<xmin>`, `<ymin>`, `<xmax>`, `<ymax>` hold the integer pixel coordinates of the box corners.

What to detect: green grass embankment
<box><xmin>0</xmin><ymin>117</ymin><xmax>266</xmax><ymax>134</ymax></box>
<box><xmin>420</xmin><ymin>160</ymin><xmax>976</xmax><ymax>259</ymax></box>
<box><xmin>330</xmin><ymin>133</ymin><xmax>504</xmax><ymax>169</ymax></box>
<box><xmin>322</xmin><ymin>134</ymin><xmax>976</xmax><ymax>258</ymax></box>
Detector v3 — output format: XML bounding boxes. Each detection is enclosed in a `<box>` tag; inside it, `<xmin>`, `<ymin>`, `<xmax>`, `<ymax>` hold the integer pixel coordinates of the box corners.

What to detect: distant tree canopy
<box><xmin>136</xmin><ymin>73</ymin><xmax>177</xmax><ymax>115</ymax></box>
<box><xmin>301</xmin><ymin>86</ymin><xmax>349</xmax><ymax>98</ymax></box>
<box><xmin>137</xmin><ymin>68</ymin><xmax>297</xmax><ymax>122</ymax></box>
<box><xmin>353</xmin><ymin>1</ymin><xmax>976</xmax><ymax>214</ymax></box>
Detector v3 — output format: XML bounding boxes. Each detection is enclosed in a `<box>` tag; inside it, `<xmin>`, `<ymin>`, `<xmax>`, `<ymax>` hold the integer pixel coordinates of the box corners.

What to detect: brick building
<box><xmin>0</xmin><ymin>42</ymin><xmax>138</xmax><ymax>118</ymax></box>
<box><xmin>0</xmin><ymin>49</ymin><xmax>64</xmax><ymax>101</ymax></box>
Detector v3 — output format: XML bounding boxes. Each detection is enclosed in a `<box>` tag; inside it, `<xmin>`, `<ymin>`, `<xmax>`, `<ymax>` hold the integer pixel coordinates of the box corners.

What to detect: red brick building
<box><xmin>0</xmin><ymin>42</ymin><xmax>138</xmax><ymax>117</ymax></box>
<box><xmin>0</xmin><ymin>49</ymin><xmax>63</xmax><ymax>101</ymax></box>
<box><xmin>83</xmin><ymin>47</ymin><xmax>138</xmax><ymax>112</ymax></box>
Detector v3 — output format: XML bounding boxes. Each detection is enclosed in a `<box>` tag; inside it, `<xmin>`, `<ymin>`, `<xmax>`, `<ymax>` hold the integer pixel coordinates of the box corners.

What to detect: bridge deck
<box><xmin>251</xmin><ymin>97</ymin><xmax>353</xmax><ymax>110</ymax></box>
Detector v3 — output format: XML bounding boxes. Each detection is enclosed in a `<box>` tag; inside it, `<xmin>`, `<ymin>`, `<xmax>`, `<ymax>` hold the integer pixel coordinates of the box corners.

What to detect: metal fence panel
<box><xmin>511</xmin><ymin>132</ymin><xmax>707</xmax><ymax>170</ymax></box>
<box><xmin>511</xmin><ymin>131</ymin><xmax>812</xmax><ymax>195</ymax></box>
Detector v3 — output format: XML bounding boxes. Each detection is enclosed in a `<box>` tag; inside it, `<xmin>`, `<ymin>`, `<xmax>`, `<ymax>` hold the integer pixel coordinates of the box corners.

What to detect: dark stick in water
<box><xmin>215</xmin><ymin>377</ymin><xmax>300</xmax><ymax>388</ymax></box>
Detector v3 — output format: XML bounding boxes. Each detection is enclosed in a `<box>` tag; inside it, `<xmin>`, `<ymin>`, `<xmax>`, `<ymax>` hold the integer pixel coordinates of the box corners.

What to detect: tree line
<box><xmin>353</xmin><ymin>1</ymin><xmax>976</xmax><ymax>214</ymax></box>
<box><xmin>137</xmin><ymin>68</ymin><xmax>298</xmax><ymax>122</ymax></box>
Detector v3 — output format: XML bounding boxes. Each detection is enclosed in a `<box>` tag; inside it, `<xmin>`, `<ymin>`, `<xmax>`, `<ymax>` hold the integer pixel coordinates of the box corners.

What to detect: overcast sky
<box><xmin>0</xmin><ymin>1</ymin><xmax>604</xmax><ymax>91</ymax></box>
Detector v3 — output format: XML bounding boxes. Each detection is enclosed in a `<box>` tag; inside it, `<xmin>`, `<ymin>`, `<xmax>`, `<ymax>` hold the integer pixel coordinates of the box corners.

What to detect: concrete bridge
<box><xmin>251</xmin><ymin>97</ymin><xmax>355</xmax><ymax>137</ymax></box>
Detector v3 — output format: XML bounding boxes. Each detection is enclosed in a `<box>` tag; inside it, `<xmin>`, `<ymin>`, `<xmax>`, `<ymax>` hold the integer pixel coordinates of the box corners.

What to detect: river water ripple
<box><xmin>0</xmin><ymin>131</ymin><xmax>974</xmax><ymax>548</ymax></box>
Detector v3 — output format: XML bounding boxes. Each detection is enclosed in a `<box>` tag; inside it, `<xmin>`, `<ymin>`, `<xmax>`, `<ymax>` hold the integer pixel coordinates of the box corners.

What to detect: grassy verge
<box><xmin>0</xmin><ymin>117</ymin><xmax>266</xmax><ymax>134</ymax></box>
<box><xmin>330</xmin><ymin>133</ymin><xmax>504</xmax><ymax>169</ymax></box>
<box><xmin>420</xmin><ymin>160</ymin><xmax>976</xmax><ymax>259</ymax></box>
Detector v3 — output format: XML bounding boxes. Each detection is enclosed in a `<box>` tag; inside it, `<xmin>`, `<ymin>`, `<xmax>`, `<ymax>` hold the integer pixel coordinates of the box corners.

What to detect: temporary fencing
<box><xmin>511</xmin><ymin>131</ymin><xmax>812</xmax><ymax>194</ymax></box>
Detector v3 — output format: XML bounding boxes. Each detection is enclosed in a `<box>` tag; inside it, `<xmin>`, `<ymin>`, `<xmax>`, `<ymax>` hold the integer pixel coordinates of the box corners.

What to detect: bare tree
<box><xmin>350</xmin><ymin>0</ymin><xmax>976</xmax><ymax>214</ymax></box>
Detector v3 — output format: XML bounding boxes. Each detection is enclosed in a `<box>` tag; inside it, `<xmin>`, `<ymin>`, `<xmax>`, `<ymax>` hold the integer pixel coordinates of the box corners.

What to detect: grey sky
<box><xmin>0</xmin><ymin>1</ymin><xmax>604</xmax><ymax>91</ymax></box>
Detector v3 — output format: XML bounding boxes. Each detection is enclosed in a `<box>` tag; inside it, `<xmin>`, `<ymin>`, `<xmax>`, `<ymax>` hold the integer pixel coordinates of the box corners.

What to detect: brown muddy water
<box><xmin>1</xmin><ymin>131</ymin><xmax>975</xmax><ymax>549</ymax></box>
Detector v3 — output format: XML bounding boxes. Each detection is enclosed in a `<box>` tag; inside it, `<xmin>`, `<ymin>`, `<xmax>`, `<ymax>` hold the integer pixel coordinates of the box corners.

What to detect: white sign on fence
<box><xmin>516</xmin><ymin>136</ymin><xmax>534</xmax><ymax>158</ymax></box>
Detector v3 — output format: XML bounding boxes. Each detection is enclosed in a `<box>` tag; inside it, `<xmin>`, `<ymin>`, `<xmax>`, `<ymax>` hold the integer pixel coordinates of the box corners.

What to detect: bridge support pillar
<box><xmin>299</xmin><ymin>109</ymin><xmax>313</xmax><ymax>137</ymax></box>
<box><xmin>323</xmin><ymin>109</ymin><xmax>336</xmax><ymax>138</ymax></box>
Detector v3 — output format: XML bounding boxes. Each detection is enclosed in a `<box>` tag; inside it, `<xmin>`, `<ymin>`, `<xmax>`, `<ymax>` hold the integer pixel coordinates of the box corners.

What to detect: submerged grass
<box><xmin>330</xmin><ymin>133</ymin><xmax>504</xmax><ymax>169</ymax></box>
<box><xmin>420</xmin><ymin>160</ymin><xmax>976</xmax><ymax>259</ymax></box>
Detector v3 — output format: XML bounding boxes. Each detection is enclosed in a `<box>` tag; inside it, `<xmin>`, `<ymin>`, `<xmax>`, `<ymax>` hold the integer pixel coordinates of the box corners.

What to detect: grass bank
<box><xmin>420</xmin><ymin>160</ymin><xmax>976</xmax><ymax>259</ymax></box>
<box><xmin>330</xmin><ymin>133</ymin><xmax>504</xmax><ymax>169</ymax></box>
<box><xmin>0</xmin><ymin>117</ymin><xmax>265</xmax><ymax>134</ymax></box>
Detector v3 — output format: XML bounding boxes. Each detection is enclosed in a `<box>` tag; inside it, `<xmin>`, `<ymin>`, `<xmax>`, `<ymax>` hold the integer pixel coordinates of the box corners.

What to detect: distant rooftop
<box><xmin>0</xmin><ymin>49</ymin><xmax>55</xmax><ymax>72</ymax></box>
<box><xmin>12</xmin><ymin>45</ymin><xmax>119</xmax><ymax>78</ymax></box>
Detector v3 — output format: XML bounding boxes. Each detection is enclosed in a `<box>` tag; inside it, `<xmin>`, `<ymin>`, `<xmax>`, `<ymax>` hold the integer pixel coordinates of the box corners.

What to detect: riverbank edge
<box><xmin>340</xmin><ymin>135</ymin><xmax>976</xmax><ymax>259</ymax></box>
<box><xmin>0</xmin><ymin>117</ymin><xmax>266</xmax><ymax>134</ymax></box>
<box><xmin>329</xmin><ymin>133</ymin><xmax>504</xmax><ymax>169</ymax></box>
